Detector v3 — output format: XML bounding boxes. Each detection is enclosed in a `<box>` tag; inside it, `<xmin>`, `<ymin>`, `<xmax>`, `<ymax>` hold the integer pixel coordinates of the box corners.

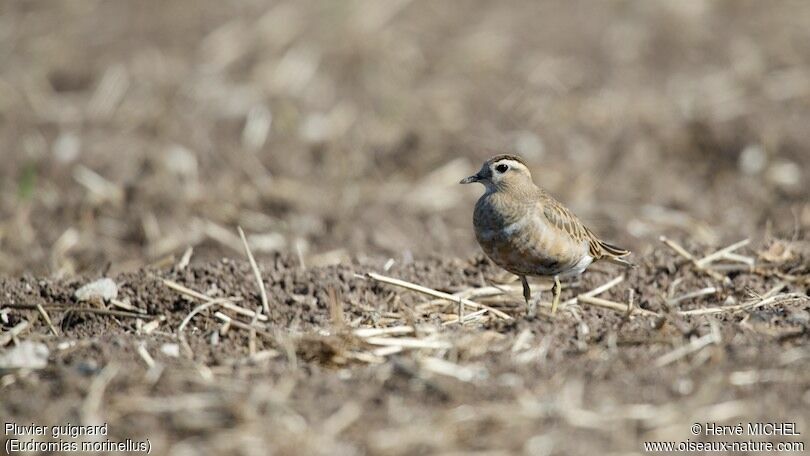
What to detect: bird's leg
<box><xmin>520</xmin><ymin>275</ymin><xmax>535</xmax><ymax>317</ymax></box>
<box><xmin>551</xmin><ymin>275</ymin><xmax>561</xmax><ymax>315</ymax></box>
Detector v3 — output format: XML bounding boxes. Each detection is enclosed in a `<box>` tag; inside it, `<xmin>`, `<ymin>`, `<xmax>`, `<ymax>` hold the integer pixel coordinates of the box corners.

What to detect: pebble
<box><xmin>738</xmin><ymin>144</ymin><xmax>766</xmax><ymax>175</ymax></box>
<box><xmin>161</xmin><ymin>343</ymin><xmax>180</xmax><ymax>358</ymax></box>
<box><xmin>74</xmin><ymin>278</ymin><xmax>118</xmax><ymax>302</ymax></box>
<box><xmin>787</xmin><ymin>309</ymin><xmax>810</xmax><ymax>325</ymax></box>
<box><xmin>0</xmin><ymin>341</ymin><xmax>49</xmax><ymax>370</ymax></box>
<box><xmin>766</xmin><ymin>160</ymin><xmax>801</xmax><ymax>188</ymax></box>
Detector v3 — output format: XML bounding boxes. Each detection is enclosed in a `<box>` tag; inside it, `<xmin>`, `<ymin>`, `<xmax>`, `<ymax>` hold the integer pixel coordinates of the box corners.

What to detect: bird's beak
<box><xmin>459</xmin><ymin>173</ymin><xmax>480</xmax><ymax>184</ymax></box>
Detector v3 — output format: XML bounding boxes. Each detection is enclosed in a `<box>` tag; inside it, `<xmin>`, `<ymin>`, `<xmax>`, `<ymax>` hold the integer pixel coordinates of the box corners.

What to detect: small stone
<box><xmin>75</xmin><ymin>278</ymin><xmax>118</xmax><ymax>302</ymax></box>
<box><xmin>248</xmin><ymin>232</ymin><xmax>286</xmax><ymax>253</ymax></box>
<box><xmin>766</xmin><ymin>160</ymin><xmax>801</xmax><ymax>189</ymax></box>
<box><xmin>163</xmin><ymin>144</ymin><xmax>199</xmax><ymax>179</ymax></box>
<box><xmin>787</xmin><ymin>309</ymin><xmax>810</xmax><ymax>325</ymax></box>
<box><xmin>0</xmin><ymin>341</ymin><xmax>49</xmax><ymax>370</ymax></box>
<box><xmin>77</xmin><ymin>359</ymin><xmax>100</xmax><ymax>375</ymax></box>
<box><xmin>738</xmin><ymin>144</ymin><xmax>766</xmax><ymax>175</ymax></box>
<box><xmin>52</xmin><ymin>132</ymin><xmax>81</xmax><ymax>163</ymax></box>
<box><xmin>161</xmin><ymin>343</ymin><xmax>180</xmax><ymax>358</ymax></box>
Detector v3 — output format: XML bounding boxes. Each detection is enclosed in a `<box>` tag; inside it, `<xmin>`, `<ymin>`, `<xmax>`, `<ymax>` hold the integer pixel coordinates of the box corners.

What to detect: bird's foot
<box><xmin>526</xmin><ymin>298</ymin><xmax>537</xmax><ymax>318</ymax></box>
<box><xmin>550</xmin><ymin>276</ymin><xmax>561</xmax><ymax>315</ymax></box>
<box><xmin>520</xmin><ymin>275</ymin><xmax>537</xmax><ymax>318</ymax></box>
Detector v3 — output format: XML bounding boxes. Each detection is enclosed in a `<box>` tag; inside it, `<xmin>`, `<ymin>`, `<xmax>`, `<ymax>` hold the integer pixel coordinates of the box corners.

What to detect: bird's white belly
<box><xmin>559</xmin><ymin>254</ymin><xmax>593</xmax><ymax>278</ymax></box>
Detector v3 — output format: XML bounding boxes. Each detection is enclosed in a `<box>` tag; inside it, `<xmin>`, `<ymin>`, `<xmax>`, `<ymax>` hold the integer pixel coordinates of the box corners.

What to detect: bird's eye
<box><xmin>495</xmin><ymin>164</ymin><xmax>508</xmax><ymax>173</ymax></box>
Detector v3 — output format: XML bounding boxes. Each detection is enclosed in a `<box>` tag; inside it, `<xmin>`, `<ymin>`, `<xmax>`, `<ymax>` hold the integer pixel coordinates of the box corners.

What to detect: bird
<box><xmin>460</xmin><ymin>154</ymin><xmax>632</xmax><ymax>315</ymax></box>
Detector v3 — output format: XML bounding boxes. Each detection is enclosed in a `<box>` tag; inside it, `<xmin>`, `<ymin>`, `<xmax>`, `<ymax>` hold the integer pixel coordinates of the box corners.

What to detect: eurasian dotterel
<box><xmin>460</xmin><ymin>154</ymin><xmax>632</xmax><ymax>315</ymax></box>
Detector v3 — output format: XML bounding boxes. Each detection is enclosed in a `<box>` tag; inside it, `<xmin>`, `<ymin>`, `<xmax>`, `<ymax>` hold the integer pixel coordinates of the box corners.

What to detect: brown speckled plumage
<box><xmin>461</xmin><ymin>154</ymin><xmax>631</xmax><ymax>314</ymax></box>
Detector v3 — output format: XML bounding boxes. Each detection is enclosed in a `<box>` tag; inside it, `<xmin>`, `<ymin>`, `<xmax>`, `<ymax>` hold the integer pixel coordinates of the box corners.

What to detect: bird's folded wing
<box><xmin>539</xmin><ymin>198</ymin><xmax>613</xmax><ymax>259</ymax></box>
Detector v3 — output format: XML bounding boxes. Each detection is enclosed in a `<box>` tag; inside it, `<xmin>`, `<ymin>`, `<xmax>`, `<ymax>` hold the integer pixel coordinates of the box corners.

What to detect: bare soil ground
<box><xmin>1</xmin><ymin>1</ymin><xmax>809</xmax><ymax>454</ymax></box>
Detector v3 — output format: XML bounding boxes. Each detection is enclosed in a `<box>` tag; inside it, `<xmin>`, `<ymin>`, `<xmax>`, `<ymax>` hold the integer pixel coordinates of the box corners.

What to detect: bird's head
<box><xmin>460</xmin><ymin>154</ymin><xmax>533</xmax><ymax>193</ymax></box>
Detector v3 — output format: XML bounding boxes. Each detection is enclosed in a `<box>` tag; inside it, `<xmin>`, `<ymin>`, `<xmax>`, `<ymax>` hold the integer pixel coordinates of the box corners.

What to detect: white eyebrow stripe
<box><xmin>495</xmin><ymin>159</ymin><xmax>528</xmax><ymax>172</ymax></box>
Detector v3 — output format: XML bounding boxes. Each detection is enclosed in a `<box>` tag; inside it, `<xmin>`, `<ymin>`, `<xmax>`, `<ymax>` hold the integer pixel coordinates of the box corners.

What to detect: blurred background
<box><xmin>1</xmin><ymin>0</ymin><xmax>808</xmax><ymax>276</ymax></box>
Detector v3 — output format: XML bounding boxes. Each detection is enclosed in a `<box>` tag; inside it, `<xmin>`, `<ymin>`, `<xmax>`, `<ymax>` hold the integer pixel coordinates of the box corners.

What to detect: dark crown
<box><xmin>487</xmin><ymin>154</ymin><xmax>528</xmax><ymax>167</ymax></box>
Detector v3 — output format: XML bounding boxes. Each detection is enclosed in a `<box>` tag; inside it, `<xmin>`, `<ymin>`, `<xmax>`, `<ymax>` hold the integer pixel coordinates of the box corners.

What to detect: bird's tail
<box><xmin>599</xmin><ymin>240</ymin><xmax>630</xmax><ymax>257</ymax></box>
<box><xmin>597</xmin><ymin>240</ymin><xmax>636</xmax><ymax>268</ymax></box>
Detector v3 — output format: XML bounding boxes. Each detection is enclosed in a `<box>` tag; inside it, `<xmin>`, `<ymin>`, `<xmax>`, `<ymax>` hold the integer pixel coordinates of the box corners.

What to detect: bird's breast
<box><xmin>473</xmin><ymin>197</ymin><xmax>588</xmax><ymax>276</ymax></box>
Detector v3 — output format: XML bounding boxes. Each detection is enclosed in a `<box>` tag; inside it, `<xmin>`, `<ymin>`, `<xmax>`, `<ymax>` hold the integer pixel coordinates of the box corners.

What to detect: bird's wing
<box><xmin>539</xmin><ymin>198</ymin><xmax>598</xmax><ymax>254</ymax></box>
<box><xmin>538</xmin><ymin>195</ymin><xmax>630</xmax><ymax>260</ymax></box>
